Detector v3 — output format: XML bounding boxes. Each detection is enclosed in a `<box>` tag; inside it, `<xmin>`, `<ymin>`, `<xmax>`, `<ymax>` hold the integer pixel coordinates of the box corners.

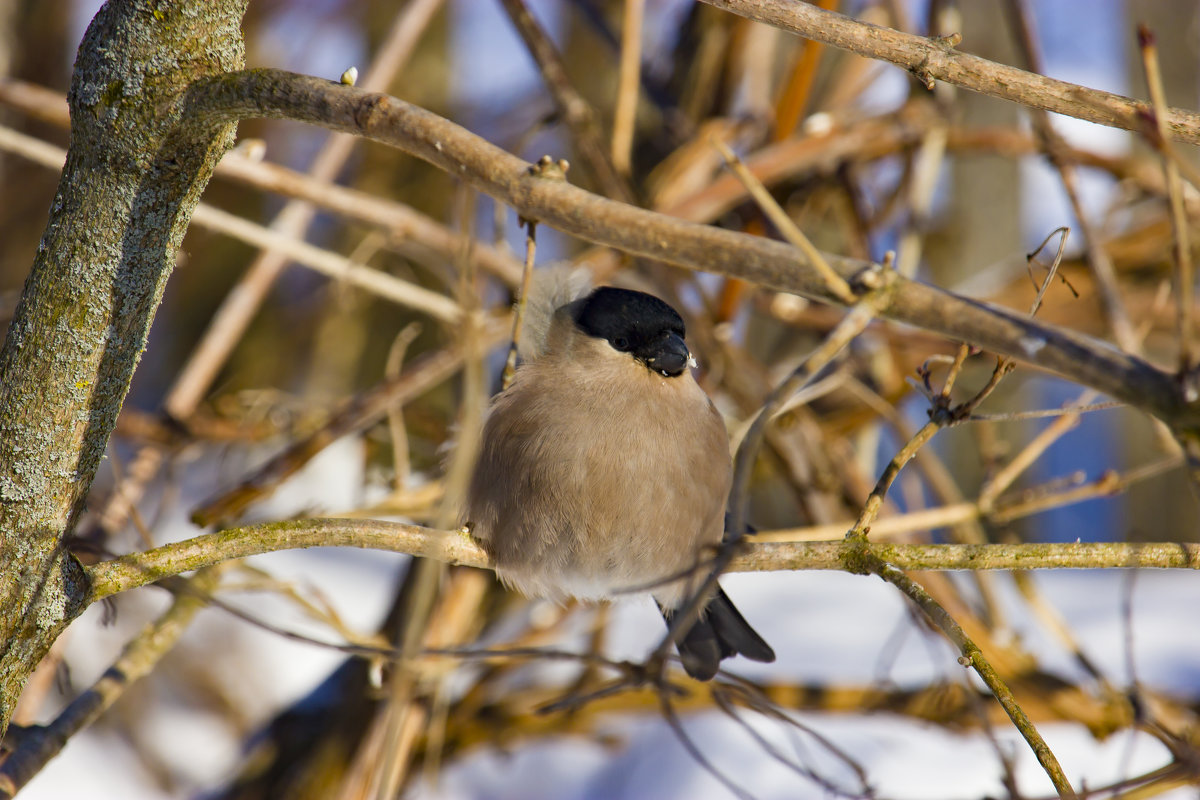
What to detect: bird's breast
<box><xmin>466</xmin><ymin>359</ymin><xmax>731</xmax><ymax>603</ymax></box>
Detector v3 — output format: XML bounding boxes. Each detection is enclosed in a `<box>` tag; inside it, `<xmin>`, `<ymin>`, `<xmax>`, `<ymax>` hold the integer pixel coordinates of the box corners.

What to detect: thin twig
<box><xmin>935</xmin><ymin>345</ymin><xmax>971</xmax><ymax>404</ymax></box>
<box><xmin>968</xmin><ymin>400</ymin><xmax>1122</xmax><ymax>422</ymax></box>
<box><xmin>385</xmin><ymin>323</ymin><xmax>423</xmax><ymax>489</ymax></box>
<box><xmin>895</xmin><ymin>121</ymin><xmax>949</xmax><ymax>278</ymax></box>
<box><xmin>716</xmin><ymin>680</ymin><xmax>874</xmax><ymax>795</ymax></box>
<box><xmin>752</xmin><ymin>454</ymin><xmax>1179</xmax><ymax>542</ymax></box>
<box><xmin>611</xmin><ymin>0</ymin><xmax>644</xmax><ymax>176</ymax></box>
<box><xmin>0</xmin><ymin>568</ymin><xmax>223</xmax><ymax>798</ymax></box>
<box><xmin>977</xmin><ymin>390</ymin><xmax>1095</xmax><ymax>512</ymax></box>
<box><xmin>712</xmin><ymin>137</ymin><xmax>856</xmax><ymax>304</ymax></box>
<box><xmin>191</xmin><ymin>323</ymin><xmax>508</xmax><ymax>527</ymax></box>
<box><xmin>848</xmin><ymin>418</ymin><xmax>943</xmax><ymax>537</ymax></box>
<box><xmin>853</xmin><ymin>554</ymin><xmax>1077</xmax><ymax>798</ymax></box>
<box><xmin>497</xmin><ymin>0</ymin><xmax>634</xmax><ymax>202</ymax></box>
<box><xmin>710</xmin><ymin>690</ymin><xmax>868</xmax><ymax>799</ymax></box>
<box><xmin>1026</xmin><ymin>226</ymin><xmax>1072</xmax><ymax>318</ymax></box>
<box><xmin>193</xmin><ymin>204</ymin><xmax>463</xmax><ymax>321</ymax></box>
<box><xmin>503</xmin><ymin>221</ymin><xmax>538</xmax><ymax>389</ymax></box>
<box><xmin>658</xmin><ymin>693</ymin><xmax>756</xmax><ymax>800</ymax></box>
<box><xmin>212</xmin><ymin>150</ymin><xmax>523</xmax><ymax>284</ymax></box>
<box><xmin>698</xmin><ymin>0</ymin><xmax>1200</xmax><ymax>144</ymax></box>
<box><xmin>1138</xmin><ymin>25</ymin><xmax>1195</xmax><ymax>376</ymax></box>
<box><xmin>1005</xmin><ymin>0</ymin><xmax>1137</xmax><ymax>353</ymax></box>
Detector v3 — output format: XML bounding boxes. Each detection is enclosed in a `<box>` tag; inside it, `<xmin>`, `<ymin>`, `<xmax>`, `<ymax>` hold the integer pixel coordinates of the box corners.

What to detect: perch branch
<box><xmin>84</xmin><ymin>519</ymin><xmax>1200</xmax><ymax>604</ymax></box>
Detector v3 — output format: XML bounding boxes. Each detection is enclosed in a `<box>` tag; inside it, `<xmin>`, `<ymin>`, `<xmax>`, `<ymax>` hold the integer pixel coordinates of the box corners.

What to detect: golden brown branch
<box><xmin>85</xmin><ymin>519</ymin><xmax>1200</xmax><ymax>605</ymax></box>
<box><xmin>698</xmin><ymin>0</ymin><xmax>1200</xmax><ymax>144</ymax></box>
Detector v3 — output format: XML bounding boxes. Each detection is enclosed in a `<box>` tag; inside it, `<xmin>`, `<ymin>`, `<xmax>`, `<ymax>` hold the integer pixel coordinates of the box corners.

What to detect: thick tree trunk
<box><xmin>0</xmin><ymin>0</ymin><xmax>248</xmax><ymax>736</ymax></box>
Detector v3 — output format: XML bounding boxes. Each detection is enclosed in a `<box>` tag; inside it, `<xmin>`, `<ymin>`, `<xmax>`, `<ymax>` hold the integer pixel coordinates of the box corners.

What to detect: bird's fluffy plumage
<box><xmin>515</xmin><ymin>265</ymin><xmax>592</xmax><ymax>362</ymax></box>
<box><xmin>465</xmin><ymin>279</ymin><xmax>774</xmax><ymax>679</ymax></box>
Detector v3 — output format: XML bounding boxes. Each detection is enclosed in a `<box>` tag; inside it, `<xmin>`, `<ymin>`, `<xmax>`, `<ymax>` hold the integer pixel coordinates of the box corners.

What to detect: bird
<box><xmin>463</xmin><ymin>275</ymin><xmax>774</xmax><ymax>680</ymax></box>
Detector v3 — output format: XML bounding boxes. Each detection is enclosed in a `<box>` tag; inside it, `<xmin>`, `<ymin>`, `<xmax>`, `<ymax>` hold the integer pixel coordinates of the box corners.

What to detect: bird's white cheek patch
<box><xmin>687</xmin><ymin>354</ymin><xmax>698</xmax><ymax>369</ymax></box>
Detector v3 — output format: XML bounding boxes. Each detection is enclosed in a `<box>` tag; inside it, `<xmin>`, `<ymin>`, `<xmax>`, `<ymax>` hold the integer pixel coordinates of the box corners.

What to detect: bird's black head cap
<box><xmin>571</xmin><ymin>287</ymin><xmax>690</xmax><ymax>376</ymax></box>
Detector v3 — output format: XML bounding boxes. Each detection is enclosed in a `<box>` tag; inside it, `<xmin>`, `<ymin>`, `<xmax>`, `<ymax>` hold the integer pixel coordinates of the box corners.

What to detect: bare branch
<box><xmin>698</xmin><ymin>0</ymin><xmax>1200</xmax><ymax>145</ymax></box>
<box><xmin>863</xmin><ymin>557</ymin><xmax>1076</xmax><ymax>797</ymax></box>
<box><xmin>497</xmin><ymin>0</ymin><xmax>634</xmax><ymax>202</ymax></box>
<box><xmin>0</xmin><ymin>0</ymin><xmax>248</xmax><ymax>737</ymax></box>
<box><xmin>84</xmin><ymin>518</ymin><xmax>1200</xmax><ymax>605</ymax></box>
<box><xmin>174</xmin><ymin>69</ymin><xmax>1195</xmax><ymax>435</ymax></box>
<box><xmin>0</xmin><ymin>569</ymin><xmax>223</xmax><ymax>798</ymax></box>
<box><xmin>191</xmin><ymin>320</ymin><xmax>508</xmax><ymax>527</ymax></box>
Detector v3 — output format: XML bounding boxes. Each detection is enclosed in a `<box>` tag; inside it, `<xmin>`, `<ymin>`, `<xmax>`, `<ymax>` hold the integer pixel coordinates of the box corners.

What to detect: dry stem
<box><xmin>699</xmin><ymin>0</ymin><xmax>1200</xmax><ymax>143</ymax></box>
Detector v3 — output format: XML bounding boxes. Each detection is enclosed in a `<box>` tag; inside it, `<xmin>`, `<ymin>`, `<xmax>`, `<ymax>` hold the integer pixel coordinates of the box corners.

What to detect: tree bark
<box><xmin>0</xmin><ymin>0</ymin><xmax>248</xmax><ymax>737</ymax></box>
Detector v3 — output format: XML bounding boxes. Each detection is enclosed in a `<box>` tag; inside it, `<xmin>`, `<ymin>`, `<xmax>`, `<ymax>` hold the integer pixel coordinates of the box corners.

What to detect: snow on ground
<box><xmin>22</xmin><ymin>442</ymin><xmax>1200</xmax><ymax>799</ymax></box>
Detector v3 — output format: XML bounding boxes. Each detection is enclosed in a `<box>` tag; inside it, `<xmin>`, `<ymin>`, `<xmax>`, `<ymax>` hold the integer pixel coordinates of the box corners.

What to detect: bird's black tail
<box><xmin>660</xmin><ymin>586</ymin><xmax>775</xmax><ymax>681</ymax></box>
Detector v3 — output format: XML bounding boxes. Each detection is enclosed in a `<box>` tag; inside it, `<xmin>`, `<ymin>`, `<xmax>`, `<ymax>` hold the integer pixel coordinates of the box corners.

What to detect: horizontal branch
<box><xmin>5</xmin><ymin>73</ymin><xmax>1192</xmax><ymax>426</ymax></box>
<box><xmin>173</xmin><ymin>69</ymin><xmax>1197</xmax><ymax>433</ymax></box>
<box><xmin>212</xmin><ymin>150</ymin><xmax>524</xmax><ymax>284</ymax></box>
<box><xmin>700</xmin><ymin>0</ymin><xmax>1200</xmax><ymax>145</ymax></box>
<box><xmin>84</xmin><ymin>517</ymin><xmax>1200</xmax><ymax>603</ymax></box>
<box><xmin>83</xmin><ymin>519</ymin><xmax>487</xmax><ymax>603</ymax></box>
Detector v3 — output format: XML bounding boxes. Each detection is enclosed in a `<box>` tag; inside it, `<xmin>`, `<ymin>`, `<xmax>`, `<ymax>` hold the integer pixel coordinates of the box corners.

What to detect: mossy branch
<box><xmin>845</xmin><ymin>538</ymin><xmax>1078</xmax><ymax>798</ymax></box>
<box><xmin>84</xmin><ymin>518</ymin><xmax>1200</xmax><ymax>604</ymax></box>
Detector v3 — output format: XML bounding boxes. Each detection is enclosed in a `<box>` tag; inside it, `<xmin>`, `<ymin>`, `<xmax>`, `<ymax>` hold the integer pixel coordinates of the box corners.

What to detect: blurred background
<box><xmin>2</xmin><ymin>0</ymin><xmax>1200</xmax><ymax>798</ymax></box>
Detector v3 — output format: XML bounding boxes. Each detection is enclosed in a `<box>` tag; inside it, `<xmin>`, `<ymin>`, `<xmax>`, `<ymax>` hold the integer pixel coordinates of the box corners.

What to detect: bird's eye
<box><xmin>613</xmin><ymin>337</ymin><xmax>629</xmax><ymax>350</ymax></box>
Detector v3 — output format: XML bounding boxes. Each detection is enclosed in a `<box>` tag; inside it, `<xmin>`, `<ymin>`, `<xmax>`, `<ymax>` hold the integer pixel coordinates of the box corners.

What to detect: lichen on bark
<box><xmin>0</xmin><ymin>0</ymin><xmax>250</xmax><ymax>736</ymax></box>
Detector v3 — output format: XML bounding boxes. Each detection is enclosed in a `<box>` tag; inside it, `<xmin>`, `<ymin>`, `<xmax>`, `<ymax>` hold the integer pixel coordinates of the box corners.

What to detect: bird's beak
<box><xmin>646</xmin><ymin>331</ymin><xmax>690</xmax><ymax>377</ymax></box>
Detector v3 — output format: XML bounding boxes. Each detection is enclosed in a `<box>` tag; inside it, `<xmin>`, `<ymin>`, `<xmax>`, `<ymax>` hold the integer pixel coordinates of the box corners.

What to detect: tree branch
<box><xmin>0</xmin><ymin>0</ymin><xmax>248</xmax><ymax>737</ymax></box>
<box><xmin>172</xmin><ymin>69</ymin><xmax>1197</xmax><ymax>438</ymax></box>
<box><xmin>84</xmin><ymin>517</ymin><xmax>1200</xmax><ymax>604</ymax></box>
<box><xmin>0</xmin><ymin>569</ymin><xmax>223</xmax><ymax>798</ymax></box>
<box><xmin>860</xmin><ymin>552</ymin><xmax>1076</xmax><ymax>797</ymax></box>
<box><xmin>698</xmin><ymin>0</ymin><xmax>1200</xmax><ymax>145</ymax></box>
